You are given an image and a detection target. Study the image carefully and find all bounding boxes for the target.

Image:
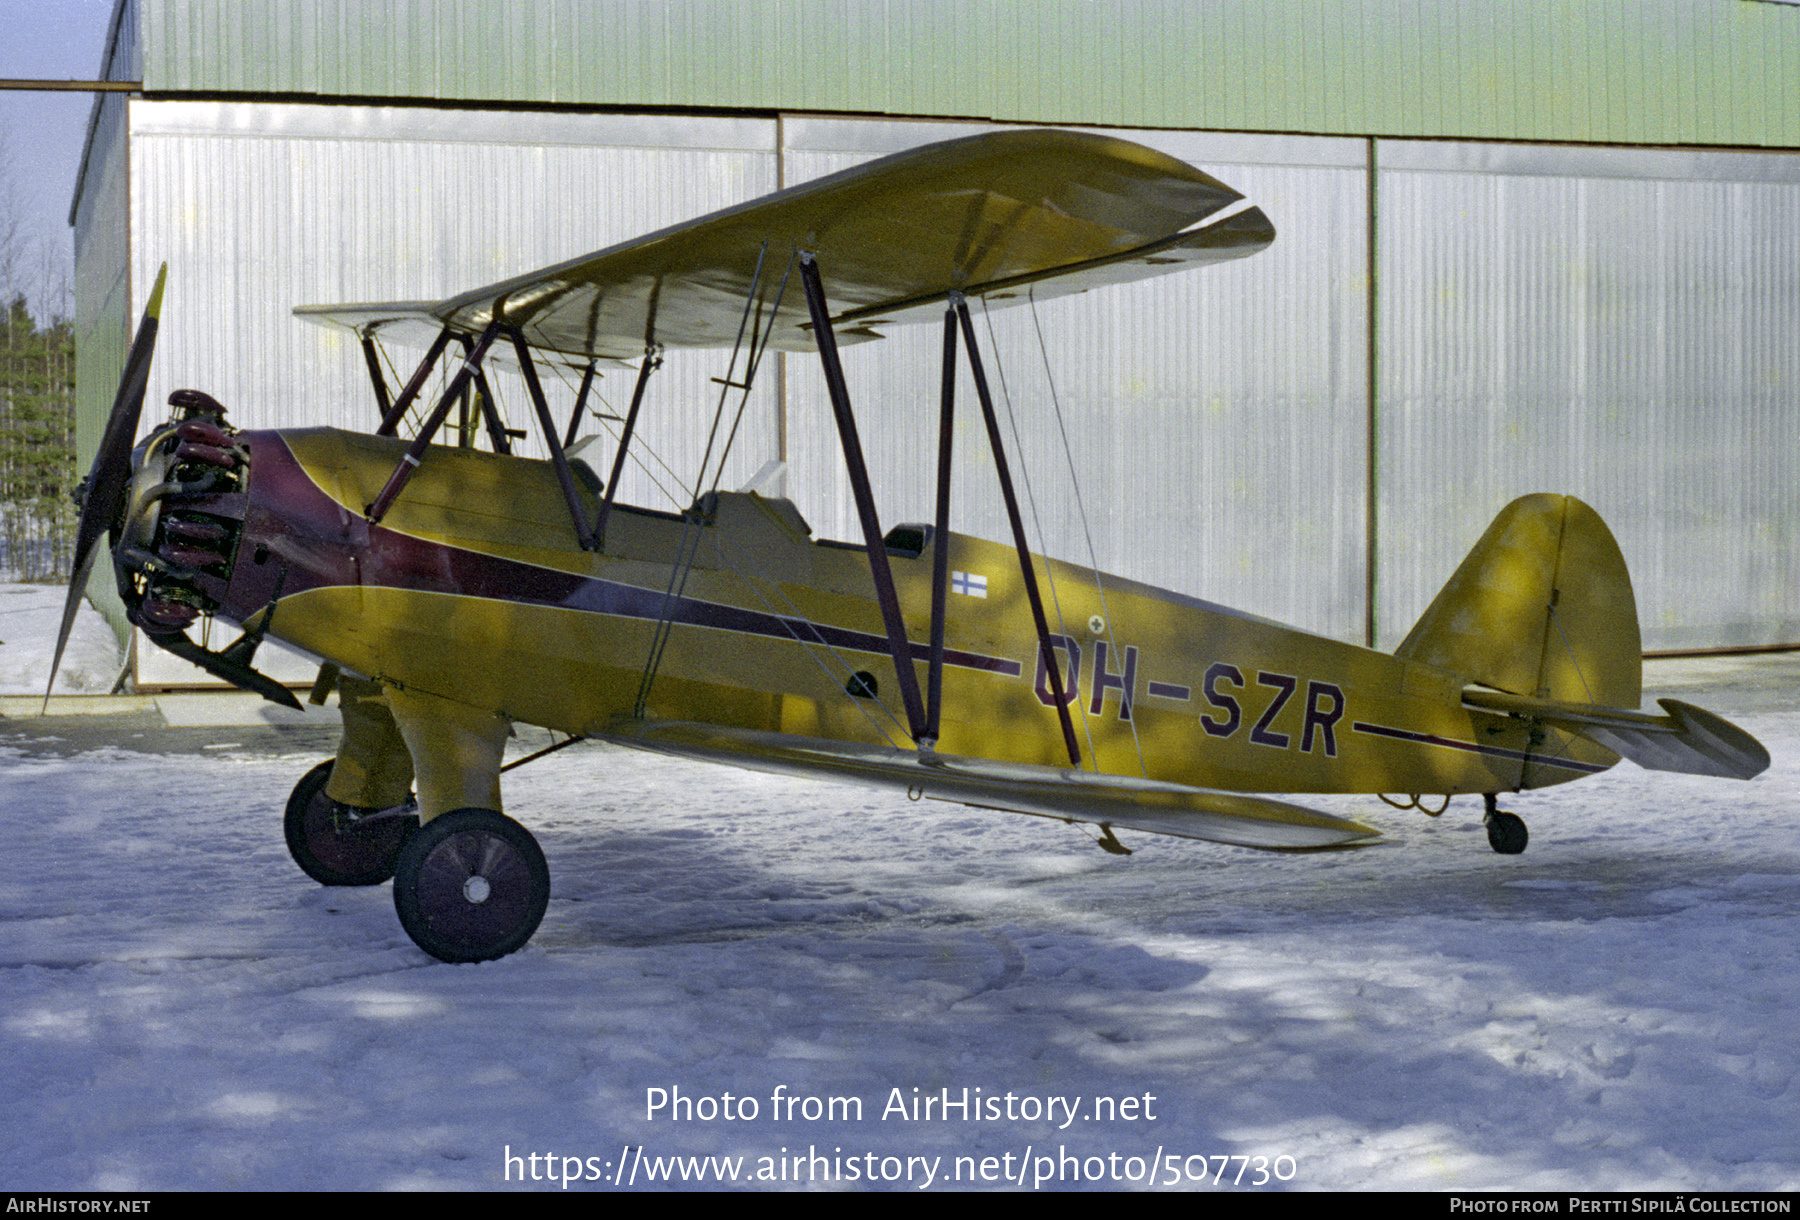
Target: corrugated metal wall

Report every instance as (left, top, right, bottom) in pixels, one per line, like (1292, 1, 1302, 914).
(69, 1, 142, 639)
(88, 101, 1800, 671)
(71, 95, 130, 476)
(779, 119, 1371, 642)
(1375, 142, 1800, 651)
(73, 0, 142, 459)
(135, 0, 1800, 148)
(127, 104, 782, 506)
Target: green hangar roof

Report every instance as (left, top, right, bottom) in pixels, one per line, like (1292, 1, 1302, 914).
(122, 0, 1800, 149)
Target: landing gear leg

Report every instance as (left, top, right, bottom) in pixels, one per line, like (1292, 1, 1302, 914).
(385, 685, 548, 962)
(324, 676, 416, 809)
(1483, 792, 1529, 855)
(285, 676, 419, 885)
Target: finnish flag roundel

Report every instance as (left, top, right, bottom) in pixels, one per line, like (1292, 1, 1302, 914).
(952, 571, 988, 598)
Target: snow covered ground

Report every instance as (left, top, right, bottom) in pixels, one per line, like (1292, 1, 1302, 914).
(0, 581, 123, 697)
(0, 584, 1795, 1191)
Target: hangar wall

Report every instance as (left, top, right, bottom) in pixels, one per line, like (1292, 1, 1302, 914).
(108, 106, 787, 685)
(70, 0, 139, 580)
(1377, 143, 1800, 651)
(771, 122, 1800, 653)
(131, 0, 1800, 149)
(85, 101, 1800, 673)
(776, 120, 1373, 643)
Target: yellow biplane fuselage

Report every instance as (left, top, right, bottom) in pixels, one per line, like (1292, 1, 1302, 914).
(226, 427, 1607, 802)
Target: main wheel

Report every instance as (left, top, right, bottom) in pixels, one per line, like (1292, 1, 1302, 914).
(392, 808, 549, 963)
(284, 760, 417, 886)
(1485, 809, 1529, 855)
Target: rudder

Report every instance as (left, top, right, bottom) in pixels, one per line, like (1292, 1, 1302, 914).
(1395, 494, 1641, 710)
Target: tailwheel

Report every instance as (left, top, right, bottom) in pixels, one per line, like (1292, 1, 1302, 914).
(393, 808, 549, 963)
(284, 760, 418, 886)
(1483, 793, 1529, 855)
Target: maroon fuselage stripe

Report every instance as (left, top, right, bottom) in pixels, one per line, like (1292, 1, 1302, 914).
(228, 431, 1023, 679)
(1349, 720, 1609, 775)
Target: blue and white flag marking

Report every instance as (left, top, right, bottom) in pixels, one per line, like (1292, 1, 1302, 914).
(951, 571, 988, 598)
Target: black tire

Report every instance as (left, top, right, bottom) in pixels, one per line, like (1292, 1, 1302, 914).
(283, 759, 416, 886)
(392, 808, 549, 963)
(1486, 810, 1529, 855)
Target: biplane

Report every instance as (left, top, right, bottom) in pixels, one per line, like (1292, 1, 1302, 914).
(52, 129, 1768, 963)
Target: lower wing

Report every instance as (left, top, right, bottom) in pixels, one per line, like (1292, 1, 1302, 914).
(598, 721, 1381, 851)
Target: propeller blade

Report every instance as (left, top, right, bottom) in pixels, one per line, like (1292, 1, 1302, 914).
(46, 264, 168, 708)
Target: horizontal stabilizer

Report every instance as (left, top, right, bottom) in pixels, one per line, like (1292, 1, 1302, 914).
(1461, 689, 1769, 780)
(601, 721, 1379, 851)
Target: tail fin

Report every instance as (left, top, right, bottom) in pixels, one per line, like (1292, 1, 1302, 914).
(1401, 497, 1768, 786)
(1395, 494, 1641, 709)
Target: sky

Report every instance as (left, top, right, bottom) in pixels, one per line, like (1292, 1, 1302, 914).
(0, 0, 118, 322)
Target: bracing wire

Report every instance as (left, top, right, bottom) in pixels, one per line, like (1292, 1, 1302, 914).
(370, 338, 429, 438)
(376, 327, 696, 515)
(634, 511, 708, 718)
(544, 352, 691, 514)
(707, 249, 798, 495)
(367, 312, 888, 733)
(1027, 290, 1149, 778)
(691, 242, 770, 503)
(978, 298, 1100, 771)
(510, 318, 692, 515)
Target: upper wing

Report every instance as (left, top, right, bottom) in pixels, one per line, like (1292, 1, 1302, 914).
(600, 720, 1379, 851)
(1461, 688, 1770, 780)
(295, 129, 1274, 361)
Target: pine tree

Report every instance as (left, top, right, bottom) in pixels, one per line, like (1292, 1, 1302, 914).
(0, 293, 77, 581)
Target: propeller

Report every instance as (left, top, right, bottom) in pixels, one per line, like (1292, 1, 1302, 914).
(45, 264, 168, 708)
